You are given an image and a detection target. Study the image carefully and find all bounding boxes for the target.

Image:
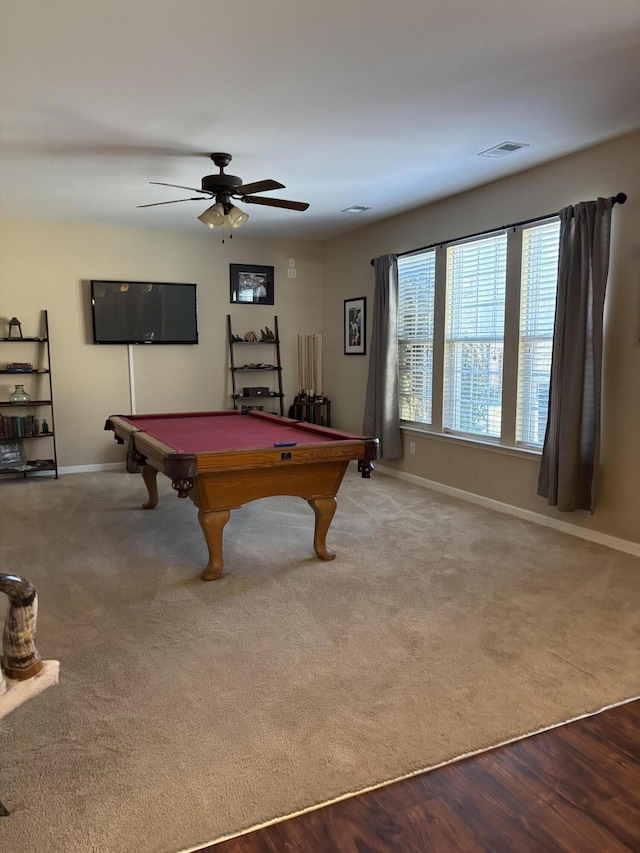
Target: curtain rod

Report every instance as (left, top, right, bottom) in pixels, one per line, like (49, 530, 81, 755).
(370, 192, 627, 265)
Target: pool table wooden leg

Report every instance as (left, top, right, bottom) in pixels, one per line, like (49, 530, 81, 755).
(307, 497, 337, 561)
(199, 508, 231, 580)
(140, 465, 159, 510)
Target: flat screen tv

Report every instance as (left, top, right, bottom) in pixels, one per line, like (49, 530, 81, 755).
(91, 280, 198, 345)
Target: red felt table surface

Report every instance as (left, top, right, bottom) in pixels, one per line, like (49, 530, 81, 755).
(123, 411, 360, 455)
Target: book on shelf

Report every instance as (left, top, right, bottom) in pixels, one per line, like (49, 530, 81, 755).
(0, 414, 40, 439)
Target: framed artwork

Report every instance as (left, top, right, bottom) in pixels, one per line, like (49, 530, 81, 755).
(229, 264, 274, 305)
(0, 439, 26, 470)
(344, 297, 366, 355)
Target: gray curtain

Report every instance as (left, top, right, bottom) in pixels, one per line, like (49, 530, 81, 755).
(363, 254, 403, 458)
(537, 197, 614, 512)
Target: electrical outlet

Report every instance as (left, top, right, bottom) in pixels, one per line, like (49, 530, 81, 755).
(409, 441, 416, 455)
(287, 268, 297, 278)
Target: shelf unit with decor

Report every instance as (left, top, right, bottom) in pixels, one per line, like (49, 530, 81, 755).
(227, 315, 284, 416)
(0, 310, 58, 479)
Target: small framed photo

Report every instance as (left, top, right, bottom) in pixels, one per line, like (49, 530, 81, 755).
(344, 297, 366, 355)
(0, 439, 27, 470)
(230, 264, 274, 305)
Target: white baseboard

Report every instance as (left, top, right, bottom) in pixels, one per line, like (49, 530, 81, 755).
(376, 464, 640, 559)
(58, 462, 125, 475)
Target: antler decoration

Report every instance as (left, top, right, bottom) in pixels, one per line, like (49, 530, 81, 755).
(0, 573, 43, 682)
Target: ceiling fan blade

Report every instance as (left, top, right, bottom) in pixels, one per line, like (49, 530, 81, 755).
(150, 181, 213, 195)
(242, 195, 309, 211)
(235, 179, 285, 195)
(137, 197, 208, 208)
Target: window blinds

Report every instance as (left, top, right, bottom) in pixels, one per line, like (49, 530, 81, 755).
(397, 251, 436, 423)
(444, 234, 507, 437)
(517, 219, 560, 447)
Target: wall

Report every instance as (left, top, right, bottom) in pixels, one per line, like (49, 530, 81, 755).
(322, 130, 640, 546)
(0, 218, 324, 468)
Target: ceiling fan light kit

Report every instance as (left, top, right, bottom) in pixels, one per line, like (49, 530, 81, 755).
(198, 202, 249, 230)
(226, 205, 250, 229)
(197, 203, 225, 228)
(139, 152, 308, 235)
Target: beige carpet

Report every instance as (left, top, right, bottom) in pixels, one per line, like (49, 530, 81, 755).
(0, 467, 638, 852)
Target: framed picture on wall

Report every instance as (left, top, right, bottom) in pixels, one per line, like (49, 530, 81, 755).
(229, 264, 274, 305)
(344, 297, 366, 355)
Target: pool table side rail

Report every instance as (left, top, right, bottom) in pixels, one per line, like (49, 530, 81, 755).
(186, 440, 368, 473)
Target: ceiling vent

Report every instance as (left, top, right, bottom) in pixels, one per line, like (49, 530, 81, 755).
(478, 141, 530, 158)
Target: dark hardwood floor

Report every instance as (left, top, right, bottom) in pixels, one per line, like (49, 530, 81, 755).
(206, 699, 640, 853)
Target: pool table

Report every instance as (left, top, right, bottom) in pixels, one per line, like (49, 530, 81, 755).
(105, 410, 378, 580)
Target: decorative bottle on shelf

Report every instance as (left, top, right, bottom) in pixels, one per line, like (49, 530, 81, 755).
(9, 384, 31, 404)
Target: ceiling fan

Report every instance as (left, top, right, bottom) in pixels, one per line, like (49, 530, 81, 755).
(138, 152, 309, 231)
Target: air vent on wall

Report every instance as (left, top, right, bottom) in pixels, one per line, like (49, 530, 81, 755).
(478, 141, 530, 158)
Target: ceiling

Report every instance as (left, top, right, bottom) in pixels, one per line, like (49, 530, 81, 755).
(2, 0, 640, 241)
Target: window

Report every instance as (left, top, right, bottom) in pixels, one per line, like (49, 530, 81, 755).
(398, 251, 436, 423)
(517, 220, 561, 447)
(397, 218, 560, 451)
(444, 234, 507, 438)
